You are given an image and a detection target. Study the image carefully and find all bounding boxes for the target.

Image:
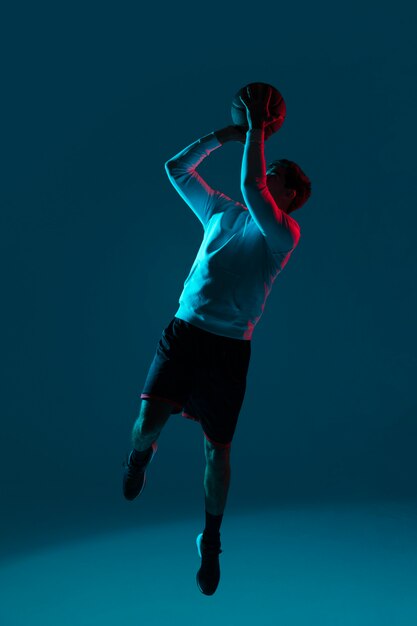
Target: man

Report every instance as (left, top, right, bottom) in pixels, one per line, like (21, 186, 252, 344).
(122, 85, 311, 595)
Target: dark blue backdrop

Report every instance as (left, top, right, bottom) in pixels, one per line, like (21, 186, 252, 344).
(1, 1, 416, 560)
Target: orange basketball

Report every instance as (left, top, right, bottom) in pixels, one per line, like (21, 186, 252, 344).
(231, 82, 286, 132)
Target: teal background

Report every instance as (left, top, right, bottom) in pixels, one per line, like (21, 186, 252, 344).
(1, 1, 416, 623)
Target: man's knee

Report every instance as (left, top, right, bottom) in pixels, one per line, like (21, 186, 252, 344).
(204, 437, 231, 468)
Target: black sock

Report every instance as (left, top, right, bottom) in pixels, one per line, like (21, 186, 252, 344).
(131, 446, 152, 465)
(203, 510, 223, 542)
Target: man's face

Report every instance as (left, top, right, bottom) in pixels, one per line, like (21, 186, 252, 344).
(266, 168, 294, 212)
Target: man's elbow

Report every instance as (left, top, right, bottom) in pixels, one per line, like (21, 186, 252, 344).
(165, 160, 179, 180)
(165, 159, 187, 179)
(264, 227, 297, 254)
(276, 224, 300, 252)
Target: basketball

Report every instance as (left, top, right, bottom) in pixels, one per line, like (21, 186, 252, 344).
(231, 82, 286, 132)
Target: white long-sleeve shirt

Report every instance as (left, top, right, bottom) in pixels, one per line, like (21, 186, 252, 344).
(165, 128, 301, 340)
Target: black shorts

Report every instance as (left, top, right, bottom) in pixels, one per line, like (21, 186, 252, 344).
(140, 317, 251, 449)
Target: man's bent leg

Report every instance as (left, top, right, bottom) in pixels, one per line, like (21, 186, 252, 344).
(131, 398, 175, 452)
(123, 398, 176, 501)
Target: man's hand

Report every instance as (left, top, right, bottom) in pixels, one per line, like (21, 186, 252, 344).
(239, 85, 279, 140)
(214, 125, 247, 145)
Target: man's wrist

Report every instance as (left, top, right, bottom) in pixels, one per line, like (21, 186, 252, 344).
(245, 127, 264, 144)
(213, 126, 233, 145)
(249, 121, 266, 130)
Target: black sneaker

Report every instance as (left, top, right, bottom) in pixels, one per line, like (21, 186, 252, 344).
(122, 442, 158, 500)
(196, 532, 223, 595)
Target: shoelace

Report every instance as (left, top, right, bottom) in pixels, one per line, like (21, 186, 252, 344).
(122, 451, 151, 471)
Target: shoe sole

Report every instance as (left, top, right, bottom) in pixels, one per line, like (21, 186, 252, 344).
(139, 442, 158, 496)
(196, 533, 204, 593)
(196, 532, 203, 558)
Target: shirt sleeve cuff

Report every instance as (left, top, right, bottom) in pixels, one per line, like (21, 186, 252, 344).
(202, 131, 222, 148)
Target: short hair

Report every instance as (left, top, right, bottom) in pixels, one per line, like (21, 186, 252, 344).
(266, 159, 312, 213)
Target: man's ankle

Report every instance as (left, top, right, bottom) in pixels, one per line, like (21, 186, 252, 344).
(131, 446, 153, 465)
(203, 510, 223, 542)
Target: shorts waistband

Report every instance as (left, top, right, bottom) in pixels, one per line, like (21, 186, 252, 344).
(173, 317, 250, 344)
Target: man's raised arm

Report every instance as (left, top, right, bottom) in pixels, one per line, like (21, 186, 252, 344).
(238, 86, 300, 254)
(165, 125, 245, 228)
(240, 126, 299, 253)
